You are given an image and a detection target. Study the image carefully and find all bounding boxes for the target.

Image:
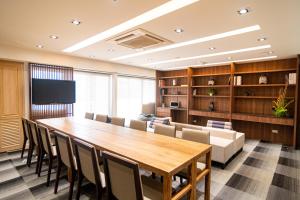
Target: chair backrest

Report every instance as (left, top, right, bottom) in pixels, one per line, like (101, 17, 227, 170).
(27, 120, 39, 146)
(85, 112, 94, 120)
(154, 124, 176, 137)
(129, 120, 147, 131)
(182, 128, 210, 144)
(142, 103, 155, 115)
(102, 151, 143, 200)
(74, 139, 102, 186)
(95, 114, 108, 123)
(111, 117, 125, 127)
(54, 131, 76, 169)
(21, 118, 29, 139)
(37, 124, 53, 156)
(207, 120, 232, 130)
(182, 128, 210, 163)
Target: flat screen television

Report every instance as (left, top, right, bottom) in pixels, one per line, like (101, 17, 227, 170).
(32, 79, 76, 104)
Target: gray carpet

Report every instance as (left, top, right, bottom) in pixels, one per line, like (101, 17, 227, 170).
(0, 140, 299, 200)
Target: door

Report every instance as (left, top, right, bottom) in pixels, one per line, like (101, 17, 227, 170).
(0, 60, 24, 152)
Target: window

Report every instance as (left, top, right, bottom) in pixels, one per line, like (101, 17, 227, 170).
(142, 79, 155, 104)
(117, 76, 155, 123)
(74, 71, 111, 117)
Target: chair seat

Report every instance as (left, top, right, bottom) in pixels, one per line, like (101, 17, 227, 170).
(52, 146, 57, 157)
(176, 162, 206, 178)
(142, 175, 163, 200)
(99, 166, 106, 187)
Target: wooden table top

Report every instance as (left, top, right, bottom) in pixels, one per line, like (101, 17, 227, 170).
(37, 117, 211, 175)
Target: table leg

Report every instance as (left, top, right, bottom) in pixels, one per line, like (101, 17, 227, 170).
(67, 167, 72, 182)
(189, 160, 197, 200)
(205, 151, 211, 200)
(163, 174, 172, 200)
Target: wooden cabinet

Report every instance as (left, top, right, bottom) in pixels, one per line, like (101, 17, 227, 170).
(0, 60, 24, 152)
(156, 107, 171, 117)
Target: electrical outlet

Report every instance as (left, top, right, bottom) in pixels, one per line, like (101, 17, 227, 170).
(272, 129, 279, 134)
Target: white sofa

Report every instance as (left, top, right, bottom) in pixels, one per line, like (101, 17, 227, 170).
(148, 121, 245, 168)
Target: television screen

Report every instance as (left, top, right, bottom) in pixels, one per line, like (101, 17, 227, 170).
(32, 79, 76, 104)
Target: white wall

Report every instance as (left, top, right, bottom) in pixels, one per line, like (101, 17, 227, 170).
(0, 44, 155, 78)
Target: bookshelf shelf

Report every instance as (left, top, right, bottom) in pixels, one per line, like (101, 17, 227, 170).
(159, 75, 187, 79)
(192, 73, 230, 77)
(234, 96, 294, 99)
(193, 95, 230, 98)
(233, 84, 295, 87)
(191, 85, 230, 88)
(234, 68, 296, 75)
(162, 94, 188, 97)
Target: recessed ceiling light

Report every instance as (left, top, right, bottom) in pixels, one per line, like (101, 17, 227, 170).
(143, 44, 271, 66)
(89, 55, 95, 58)
(209, 47, 216, 50)
(238, 8, 249, 15)
(112, 25, 261, 61)
(165, 56, 278, 70)
(257, 37, 266, 42)
(268, 51, 274, 54)
(227, 56, 232, 60)
(71, 19, 81, 25)
(63, 0, 199, 52)
(49, 35, 59, 39)
(36, 44, 44, 48)
(174, 28, 184, 33)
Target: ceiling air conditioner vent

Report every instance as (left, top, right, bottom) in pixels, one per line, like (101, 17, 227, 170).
(107, 29, 172, 49)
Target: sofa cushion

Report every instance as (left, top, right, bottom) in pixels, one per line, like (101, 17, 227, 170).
(149, 117, 170, 128)
(207, 120, 232, 130)
(202, 127, 236, 140)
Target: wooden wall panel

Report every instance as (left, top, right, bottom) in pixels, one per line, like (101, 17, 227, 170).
(0, 60, 24, 152)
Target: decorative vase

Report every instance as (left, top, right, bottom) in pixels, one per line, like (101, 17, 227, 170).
(208, 78, 215, 86)
(259, 74, 267, 84)
(193, 89, 197, 96)
(172, 79, 177, 86)
(209, 101, 214, 111)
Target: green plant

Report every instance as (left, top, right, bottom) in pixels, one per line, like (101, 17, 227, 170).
(272, 84, 294, 117)
(208, 88, 216, 96)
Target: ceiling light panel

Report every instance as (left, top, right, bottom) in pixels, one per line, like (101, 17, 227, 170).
(143, 44, 271, 66)
(63, 0, 199, 52)
(112, 25, 261, 61)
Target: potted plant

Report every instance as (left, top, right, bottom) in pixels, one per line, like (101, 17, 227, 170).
(208, 88, 216, 96)
(272, 84, 294, 117)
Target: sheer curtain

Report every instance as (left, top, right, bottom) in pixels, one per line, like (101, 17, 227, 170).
(117, 76, 155, 123)
(74, 71, 111, 118)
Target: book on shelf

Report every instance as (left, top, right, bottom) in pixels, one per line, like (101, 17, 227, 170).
(289, 73, 296, 85)
(158, 80, 165, 87)
(234, 76, 242, 85)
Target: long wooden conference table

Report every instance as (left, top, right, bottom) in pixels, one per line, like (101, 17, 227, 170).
(37, 117, 212, 200)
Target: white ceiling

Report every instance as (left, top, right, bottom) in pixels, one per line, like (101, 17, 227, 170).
(0, 0, 299, 70)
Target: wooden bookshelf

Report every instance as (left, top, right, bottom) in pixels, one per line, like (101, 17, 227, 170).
(156, 57, 300, 147)
(156, 69, 189, 123)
